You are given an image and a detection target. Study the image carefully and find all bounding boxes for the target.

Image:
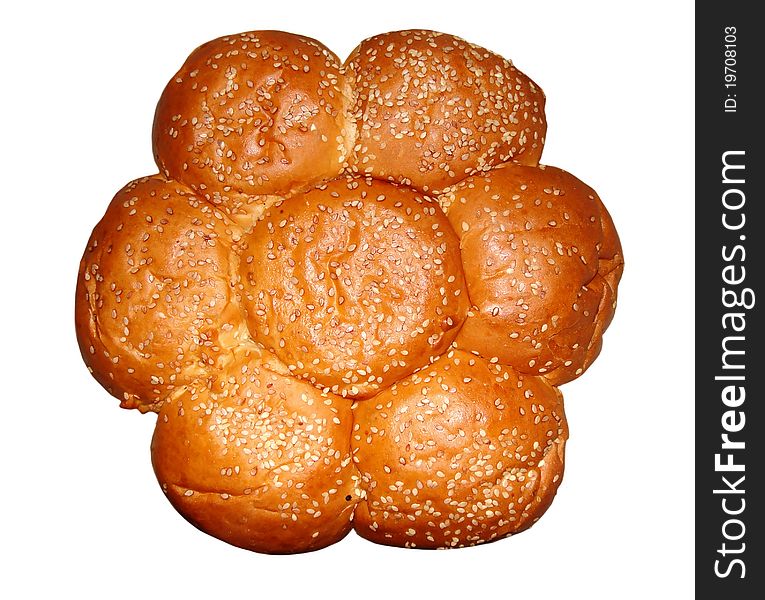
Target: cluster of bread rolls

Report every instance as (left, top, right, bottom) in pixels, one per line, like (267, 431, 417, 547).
(76, 29, 623, 553)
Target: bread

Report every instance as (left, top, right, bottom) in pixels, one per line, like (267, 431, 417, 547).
(151, 345, 358, 554)
(153, 31, 352, 199)
(75, 29, 624, 553)
(75, 176, 248, 412)
(440, 163, 623, 385)
(345, 31, 546, 193)
(238, 175, 469, 398)
(352, 348, 567, 548)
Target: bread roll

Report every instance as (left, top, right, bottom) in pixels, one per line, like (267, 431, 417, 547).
(352, 348, 567, 548)
(153, 31, 353, 202)
(151, 346, 358, 554)
(440, 163, 624, 384)
(345, 30, 546, 193)
(238, 176, 469, 398)
(75, 176, 247, 411)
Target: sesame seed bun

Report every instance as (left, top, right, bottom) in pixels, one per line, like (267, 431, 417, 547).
(440, 163, 624, 385)
(76, 28, 623, 554)
(151, 346, 358, 554)
(75, 176, 247, 411)
(153, 31, 353, 202)
(345, 30, 546, 193)
(352, 348, 567, 549)
(238, 176, 469, 398)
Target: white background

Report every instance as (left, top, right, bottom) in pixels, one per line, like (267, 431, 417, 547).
(1, 1, 693, 598)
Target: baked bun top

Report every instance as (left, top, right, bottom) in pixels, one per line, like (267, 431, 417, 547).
(352, 348, 567, 549)
(239, 176, 468, 398)
(441, 163, 623, 384)
(151, 345, 357, 553)
(153, 31, 352, 199)
(75, 176, 246, 411)
(346, 30, 547, 193)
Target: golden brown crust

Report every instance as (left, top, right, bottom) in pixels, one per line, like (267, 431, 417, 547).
(75, 176, 247, 411)
(441, 163, 624, 385)
(352, 349, 567, 548)
(344, 30, 546, 193)
(151, 346, 358, 554)
(153, 31, 352, 200)
(238, 176, 469, 398)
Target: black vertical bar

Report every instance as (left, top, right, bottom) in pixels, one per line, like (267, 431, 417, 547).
(696, 4, 763, 597)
